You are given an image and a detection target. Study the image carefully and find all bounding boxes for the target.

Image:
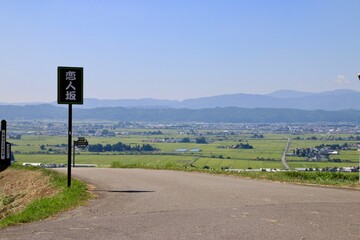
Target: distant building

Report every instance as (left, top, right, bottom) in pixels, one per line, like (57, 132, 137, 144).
(190, 148, 201, 152)
(9, 134, 22, 139)
(175, 148, 188, 153)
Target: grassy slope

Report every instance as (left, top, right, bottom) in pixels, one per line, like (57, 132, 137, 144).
(0, 164, 92, 228)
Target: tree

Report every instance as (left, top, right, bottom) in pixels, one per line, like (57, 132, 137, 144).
(88, 141, 158, 153)
(233, 143, 253, 149)
(112, 142, 127, 151)
(180, 137, 191, 143)
(104, 144, 112, 152)
(252, 134, 264, 139)
(142, 144, 156, 151)
(88, 144, 103, 152)
(196, 137, 207, 144)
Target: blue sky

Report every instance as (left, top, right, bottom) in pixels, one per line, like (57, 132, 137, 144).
(1, 0, 360, 102)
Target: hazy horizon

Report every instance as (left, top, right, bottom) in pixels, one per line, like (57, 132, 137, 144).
(0, 88, 358, 104)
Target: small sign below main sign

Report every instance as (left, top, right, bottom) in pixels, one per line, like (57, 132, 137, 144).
(75, 137, 88, 148)
(58, 66, 83, 104)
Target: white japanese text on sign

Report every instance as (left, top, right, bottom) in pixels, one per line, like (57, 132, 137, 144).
(58, 67, 83, 104)
(65, 71, 76, 101)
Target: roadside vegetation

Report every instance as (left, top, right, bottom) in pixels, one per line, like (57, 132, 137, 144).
(223, 170, 359, 188)
(110, 161, 360, 189)
(0, 164, 92, 228)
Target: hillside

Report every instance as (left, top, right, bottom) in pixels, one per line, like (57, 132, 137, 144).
(1, 104, 360, 123)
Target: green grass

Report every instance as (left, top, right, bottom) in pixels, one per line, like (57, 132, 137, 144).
(110, 161, 183, 170)
(0, 164, 92, 228)
(192, 157, 283, 169)
(110, 160, 360, 188)
(223, 171, 359, 188)
(288, 161, 358, 169)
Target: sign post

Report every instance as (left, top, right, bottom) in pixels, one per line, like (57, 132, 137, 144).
(73, 137, 88, 167)
(58, 66, 83, 187)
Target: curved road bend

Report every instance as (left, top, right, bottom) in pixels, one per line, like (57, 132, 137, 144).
(1, 168, 359, 240)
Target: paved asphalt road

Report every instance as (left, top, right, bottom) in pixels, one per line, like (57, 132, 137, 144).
(1, 168, 359, 240)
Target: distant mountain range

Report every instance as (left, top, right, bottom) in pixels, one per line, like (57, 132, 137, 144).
(56, 89, 360, 110)
(1, 89, 360, 123)
(1, 89, 360, 110)
(1, 104, 360, 123)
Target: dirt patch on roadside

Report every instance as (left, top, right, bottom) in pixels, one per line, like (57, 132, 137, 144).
(0, 169, 58, 220)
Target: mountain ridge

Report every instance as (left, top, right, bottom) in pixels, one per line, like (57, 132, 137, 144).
(1, 104, 360, 123)
(79, 89, 360, 110)
(1, 89, 359, 110)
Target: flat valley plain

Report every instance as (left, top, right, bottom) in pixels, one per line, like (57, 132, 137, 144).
(10, 130, 360, 171)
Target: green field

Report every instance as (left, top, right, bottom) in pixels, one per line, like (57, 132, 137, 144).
(11, 133, 359, 170)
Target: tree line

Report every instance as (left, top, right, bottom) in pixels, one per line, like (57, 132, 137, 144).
(88, 142, 158, 152)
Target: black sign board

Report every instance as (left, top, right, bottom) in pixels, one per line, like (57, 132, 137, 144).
(0, 120, 11, 168)
(75, 137, 88, 148)
(1, 121, 6, 160)
(58, 66, 83, 104)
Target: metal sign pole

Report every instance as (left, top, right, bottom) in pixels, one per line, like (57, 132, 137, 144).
(68, 104, 72, 187)
(73, 140, 76, 168)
